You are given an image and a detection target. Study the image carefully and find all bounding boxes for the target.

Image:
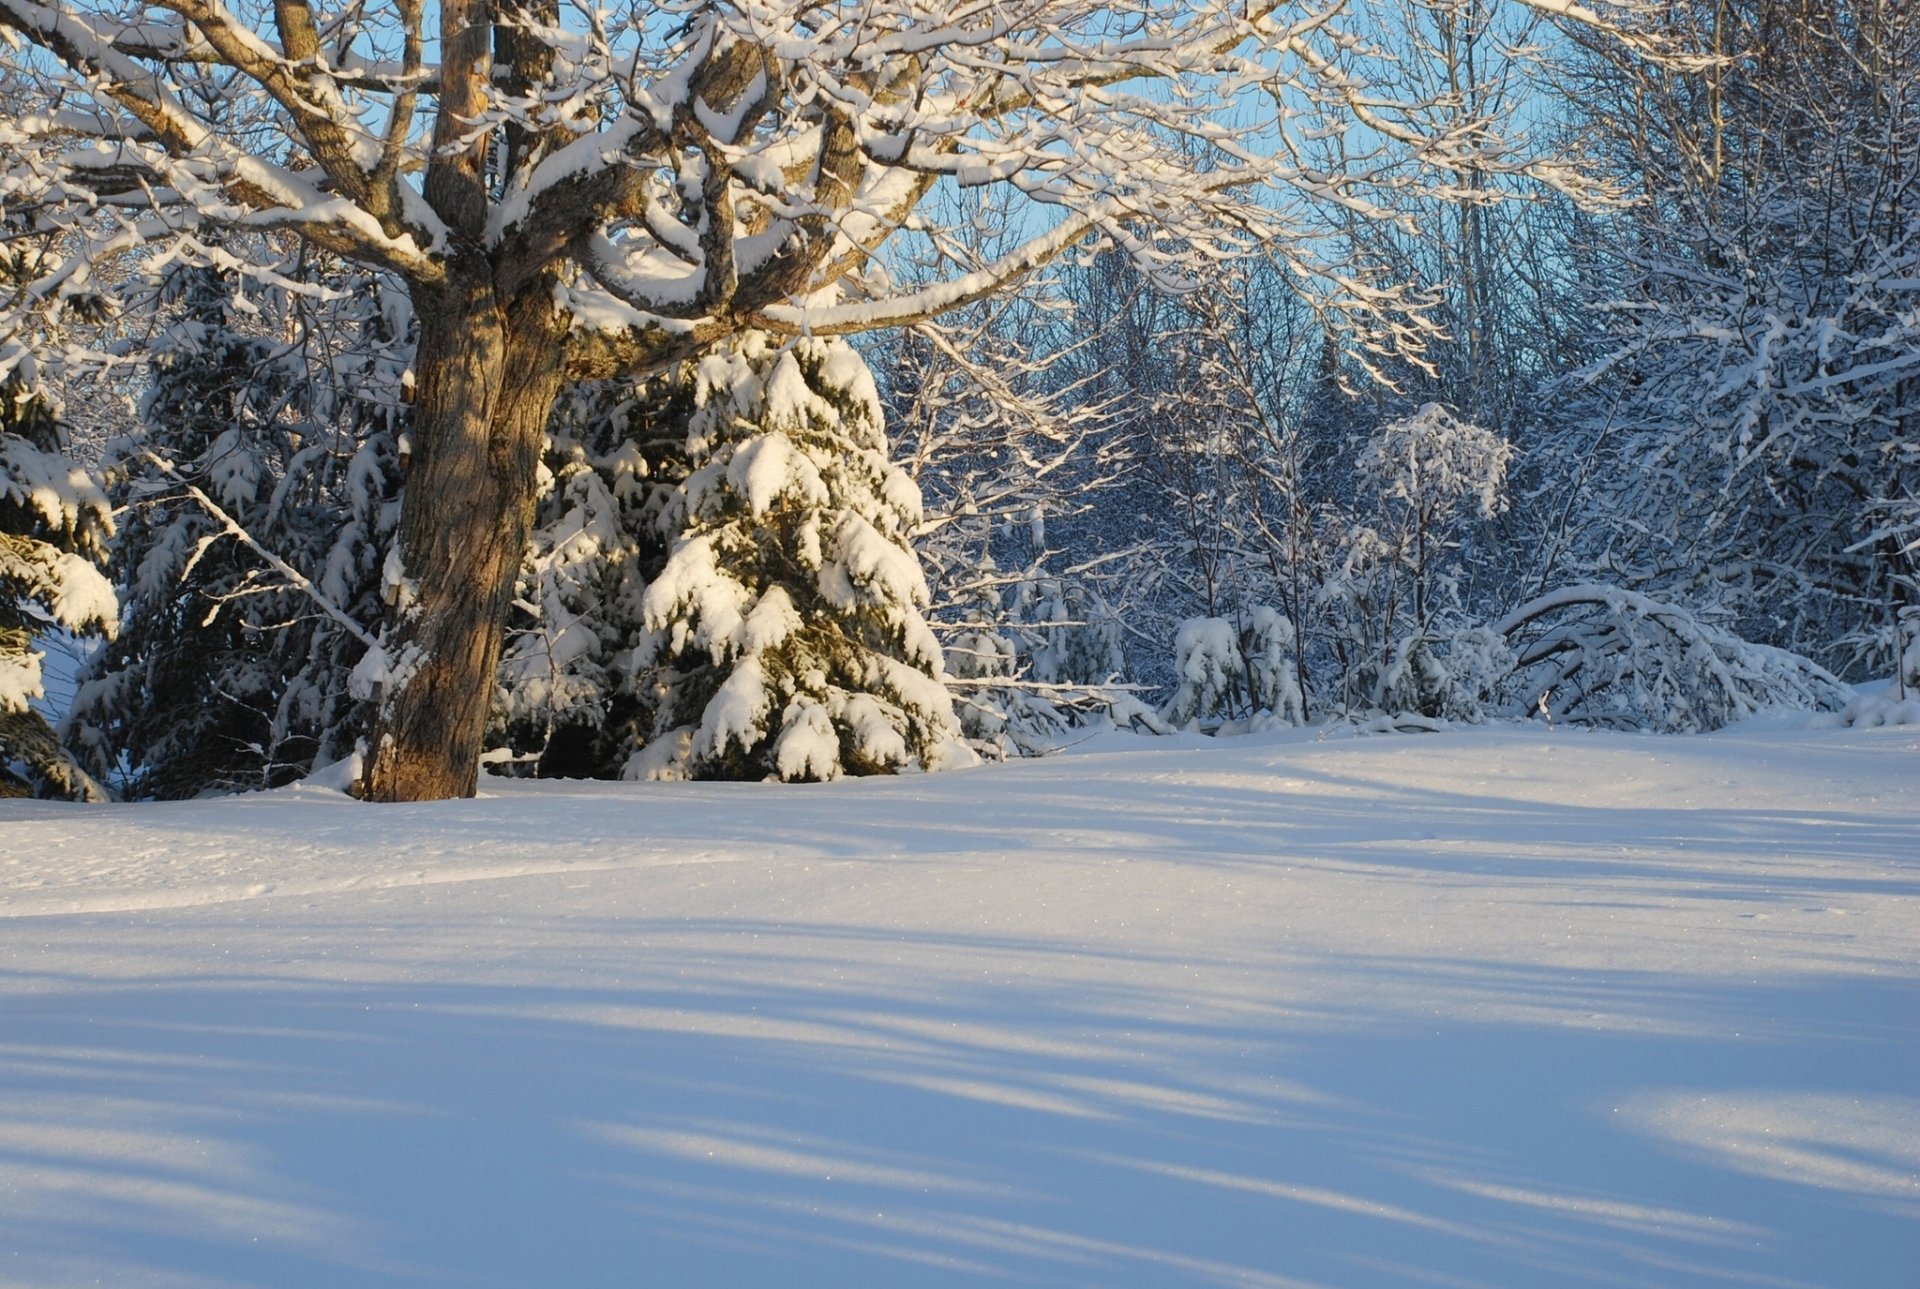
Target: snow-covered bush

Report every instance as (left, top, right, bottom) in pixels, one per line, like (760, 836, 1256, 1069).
(1161, 608, 1304, 730)
(940, 558, 1025, 744)
(1905, 610, 1920, 695)
(0, 378, 115, 800)
(631, 334, 968, 782)
(1494, 585, 1850, 732)
(1321, 404, 1512, 718)
(1825, 690, 1920, 730)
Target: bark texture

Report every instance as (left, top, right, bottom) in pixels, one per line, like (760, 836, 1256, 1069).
(359, 275, 567, 801)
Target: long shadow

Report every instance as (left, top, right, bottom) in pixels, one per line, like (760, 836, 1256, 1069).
(1, 916, 1915, 1288)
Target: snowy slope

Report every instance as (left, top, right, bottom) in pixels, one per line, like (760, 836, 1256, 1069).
(1, 724, 1916, 1288)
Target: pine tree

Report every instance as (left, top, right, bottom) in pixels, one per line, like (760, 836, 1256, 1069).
(69, 260, 404, 797)
(632, 334, 968, 782)
(491, 376, 689, 777)
(0, 377, 115, 800)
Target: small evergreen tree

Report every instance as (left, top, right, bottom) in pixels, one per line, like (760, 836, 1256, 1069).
(1162, 617, 1243, 729)
(1242, 606, 1306, 725)
(632, 333, 968, 782)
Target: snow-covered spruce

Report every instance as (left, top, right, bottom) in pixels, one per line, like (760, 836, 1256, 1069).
(933, 561, 1132, 756)
(491, 378, 689, 776)
(939, 554, 1046, 750)
(67, 263, 404, 798)
(0, 378, 115, 800)
(630, 334, 970, 782)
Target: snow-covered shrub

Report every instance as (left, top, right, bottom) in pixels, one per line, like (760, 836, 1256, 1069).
(942, 565, 1023, 743)
(1905, 612, 1920, 695)
(1494, 585, 1850, 732)
(631, 333, 968, 782)
(0, 377, 115, 800)
(1321, 403, 1512, 719)
(1162, 617, 1243, 729)
(1824, 689, 1920, 730)
(1425, 625, 1519, 723)
(1161, 607, 1306, 731)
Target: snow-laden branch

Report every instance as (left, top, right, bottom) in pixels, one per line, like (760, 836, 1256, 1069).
(140, 452, 383, 654)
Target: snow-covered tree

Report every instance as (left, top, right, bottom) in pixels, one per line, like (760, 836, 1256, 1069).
(0, 0, 1681, 799)
(632, 333, 966, 782)
(1321, 403, 1512, 716)
(877, 228, 1133, 754)
(491, 377, 685, 777)
(1552, 0, 1919, 678)
(67, 261, 405, 797)
(1163, 617, 1246, 730)
(1242, 606, 1306, 725)
(0, 376, 114, 799)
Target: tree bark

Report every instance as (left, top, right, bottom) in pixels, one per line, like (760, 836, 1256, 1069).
(359, 272, 567, 801)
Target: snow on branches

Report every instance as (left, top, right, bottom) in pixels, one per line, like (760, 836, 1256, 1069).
(0, 378, 114, 799)
(631, 332, 969, 781)
(1494, 584, 1852, 732)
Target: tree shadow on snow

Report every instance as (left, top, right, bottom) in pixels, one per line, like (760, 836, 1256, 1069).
(0, 913, 1914, 1289)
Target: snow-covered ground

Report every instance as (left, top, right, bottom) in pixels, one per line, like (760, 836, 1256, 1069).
(1, 724, 1915, 1288)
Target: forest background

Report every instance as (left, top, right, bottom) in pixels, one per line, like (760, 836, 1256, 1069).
(1, 0, 1914, 801)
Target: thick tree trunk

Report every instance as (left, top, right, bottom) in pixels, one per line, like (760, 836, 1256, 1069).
(360, 273, 567, 801)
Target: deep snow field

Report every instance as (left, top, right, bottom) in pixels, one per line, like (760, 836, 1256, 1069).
(1, 722, 1916, 1288)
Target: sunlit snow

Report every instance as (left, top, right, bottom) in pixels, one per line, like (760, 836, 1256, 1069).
(1, 723, 1915, 1287)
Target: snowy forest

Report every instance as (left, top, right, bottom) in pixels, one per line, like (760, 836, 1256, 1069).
(1, 0, 1915, 802)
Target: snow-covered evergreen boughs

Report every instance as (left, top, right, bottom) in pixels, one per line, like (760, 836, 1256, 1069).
(491, 378, 686, 777)
(68, 262, 404, 797)
(0, 378, 115, 799)
(1162, 608, 1305, 730)
(1, 385, 116, 701)
(1242, 607, 1306, 726)
(632, 334, 968, 782)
